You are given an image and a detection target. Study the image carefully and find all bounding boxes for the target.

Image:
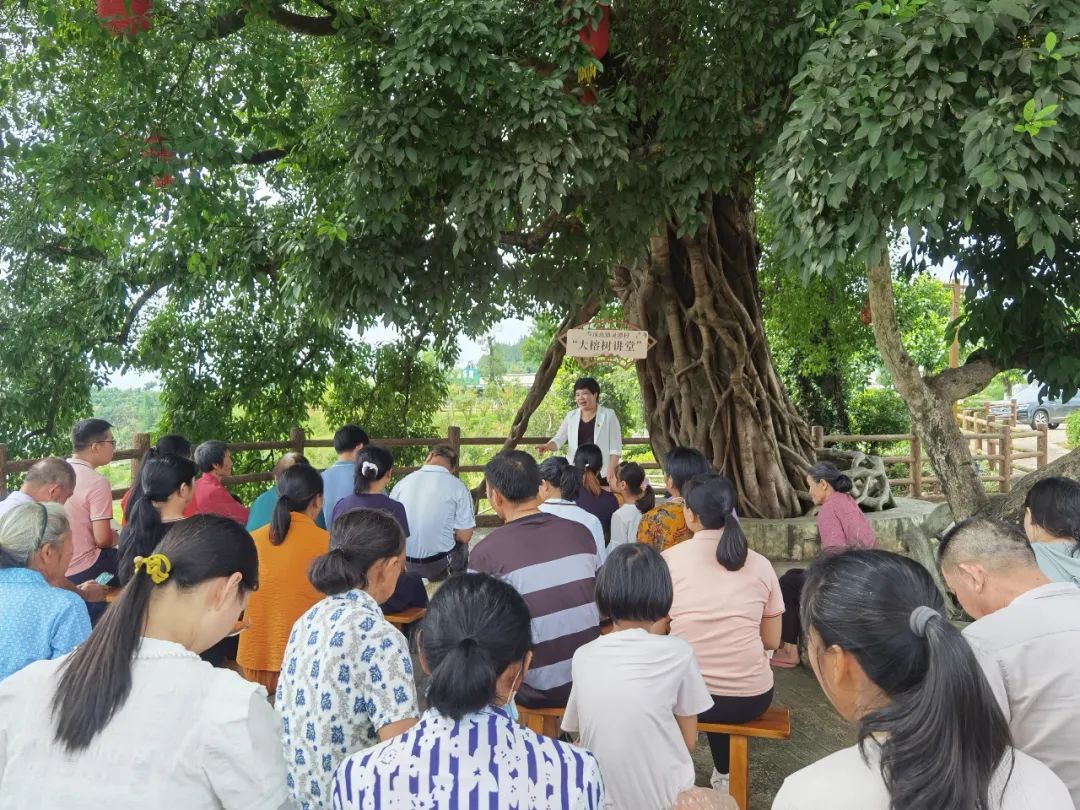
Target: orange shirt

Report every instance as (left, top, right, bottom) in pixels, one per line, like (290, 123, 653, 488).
(635, 499, 692, 552)
(237, 512, 328, 674)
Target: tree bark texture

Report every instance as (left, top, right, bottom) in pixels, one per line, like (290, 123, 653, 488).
(866, 254, 989, 520)
(612, 192, 814, 519)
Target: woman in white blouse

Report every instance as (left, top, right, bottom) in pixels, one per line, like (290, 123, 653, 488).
(772, 550, 1072, 810)
(538, 377, 622, 484)
(0, 515, 289, 810)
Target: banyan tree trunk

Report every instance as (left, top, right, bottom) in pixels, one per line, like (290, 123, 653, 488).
(612, 190, 814, 518)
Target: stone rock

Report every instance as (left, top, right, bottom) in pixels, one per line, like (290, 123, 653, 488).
(816, 447, 895, 511)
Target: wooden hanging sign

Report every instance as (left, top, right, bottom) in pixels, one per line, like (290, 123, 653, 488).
(560, 319, 655, 368)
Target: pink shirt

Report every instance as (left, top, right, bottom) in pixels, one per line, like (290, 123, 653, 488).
(188, 475, 249, 525)
(64, 458, 114, 576)
(663, 530, 783, 696)
(817, 492, 878, 552)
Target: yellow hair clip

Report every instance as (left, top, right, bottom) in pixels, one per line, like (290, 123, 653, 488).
(134, 553, 172, 585)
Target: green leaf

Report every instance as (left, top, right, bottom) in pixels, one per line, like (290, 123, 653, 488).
(1023, 98, 1037, 121)
(1044, 31, 1058, 52)
(972, 14, 994, 44)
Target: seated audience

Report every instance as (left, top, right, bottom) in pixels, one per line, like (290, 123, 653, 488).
(189, 440, 249, 525)
(1021, 476, 1080, 582)
(64, 419, 119, 590)
(564, 544, 734, 810)
(389, 443, 475, 581)
(0, 504, 90, 681)
(774, 462, 881, 668)
(0, 457, 76, 519)
(574, 444, 620, 539)
(120, 434, 192, 524)
(637, 447, 711, 551)
(321, 424, 368, 526)
(940, 516, 1080, 805)
(470, 450, 600, 708)
(664, 474, 782, 795)
(245, 451, 310, 532)
(772, 549, 1072, 810)
(117, 451, 197, 586)
(332, 573, 604, 809)
(0, 516, 290, 809)
(237, 465, 327, 696)
(610, 461, 655, 548)
(278, 509, 418, 810)
(538, 456, 605, 561)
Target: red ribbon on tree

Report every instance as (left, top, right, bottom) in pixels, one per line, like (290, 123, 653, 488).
(97, 0, 152, 37)
(578, 4, 611, 60)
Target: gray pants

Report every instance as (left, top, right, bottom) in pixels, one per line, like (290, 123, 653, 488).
(406, 542, 469, 582)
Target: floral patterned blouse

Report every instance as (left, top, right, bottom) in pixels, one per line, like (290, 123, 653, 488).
(278, 588, 419, 810)
(331, 704, 604, 809)
(635, 499, 693, 552)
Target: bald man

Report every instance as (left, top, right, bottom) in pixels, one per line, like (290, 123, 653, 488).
(0, 457, 76, 520)
(939, 516, 1080, 805)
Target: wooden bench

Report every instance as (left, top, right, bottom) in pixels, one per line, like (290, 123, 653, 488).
(384, 606, 426, 632)
(518, 705, 791, 810)
(700, 707, 792, 810)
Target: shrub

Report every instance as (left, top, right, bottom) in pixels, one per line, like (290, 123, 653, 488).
(1066, 410, 1080, 449)
(848, 387, 910, 438)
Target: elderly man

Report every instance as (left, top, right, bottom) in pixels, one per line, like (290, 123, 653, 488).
(939, 516, 1080, 805)
(188, 440, 249, 525)
(390, 444, 475, 581)
(0, 458, 76, 519)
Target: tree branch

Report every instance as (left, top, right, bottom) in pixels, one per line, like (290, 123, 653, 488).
(114, 281, 169, 347)
(499, 211, 579, 254)
(244, 146, 294, 165)
(925, 354, 1002, 403)
(204, 3, 341, 41)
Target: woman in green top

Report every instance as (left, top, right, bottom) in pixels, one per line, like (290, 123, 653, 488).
(1023, 476, 1080, 582)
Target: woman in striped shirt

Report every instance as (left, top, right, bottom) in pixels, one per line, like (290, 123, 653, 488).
(331, 573, 604, 809)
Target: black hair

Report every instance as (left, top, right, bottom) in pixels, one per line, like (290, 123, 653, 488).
(71, 418, 113, 452)
(596, 543, 672, 623)
(353, 445, 393, 494)
(809, 461, 853, 494)
(574, 443, 605, 497)
(617, 461, 655, 513)
(193, 440, 229, 474)
(51, 515, 258, 752)
(333, 424, 369, 454)
(428, 443, 458, 468)
(422, 572, 532, 720)
(664, 447, 711, 494)
(801, 550, 1014, 810)
(484, 450, 540, 503)
(270, 464, 324, 545)
(118, 451, 198, 585)
(538, 456, 582, 501)
(1023, 476, 1080, 556)
(310, 508, 405, 594)
(572, 376, 600, 397)
(683, 473, 747, 571)
(155, 434, 192, 458)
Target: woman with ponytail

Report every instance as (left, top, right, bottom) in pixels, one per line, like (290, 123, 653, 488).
(573, 443, 619, 539)
(1022, 476, 1080, 582)
(120, 434, 191, 526)
(236, 464, 326, 694)
(116, 451, 197, 586)
(773, 549, 1072, 810)
(664, 474, 783, 795)
(332, 572, 604, 809)
(278, 508, 418, 810)
(0, 516, 289, 809)
(610, 461, 655, 548)
(538, 456, 606, 561)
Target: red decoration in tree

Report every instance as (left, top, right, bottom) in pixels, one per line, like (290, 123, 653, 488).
(578, 4, 611, 60)
(859, 301, 873, 326)
(141, 133, 174, 161)
(97, 0, 151, 37)
(152, 174, 174, 189)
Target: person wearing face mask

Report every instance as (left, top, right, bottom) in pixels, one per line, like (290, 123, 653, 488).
(278, 508, 419, 810)
(0, 515, 289, 809)
(538, 377, 623, 486)
(332, 572, 605, 809)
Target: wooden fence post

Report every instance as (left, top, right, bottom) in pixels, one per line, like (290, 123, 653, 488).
(985, 414, 996, 476)
(1037, 425, 1048, 469)
(130, 433, 150, 489)
(1010, 399, 1018, 427)
(910, 435, 922, 499)
(447, 426, 462, 477)
(811, 425, 825, 450)
(1000, 425, 1012, 494)
(290, 427, 305, 456)
(0, 444, 7, 499)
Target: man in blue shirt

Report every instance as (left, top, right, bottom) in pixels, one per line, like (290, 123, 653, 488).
(321, 424, 368, 528)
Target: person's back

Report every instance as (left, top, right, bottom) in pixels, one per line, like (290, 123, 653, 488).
(538, 498, 605, 560)
(321, 425, 368, 527)
(1023, 476, 1080, 583)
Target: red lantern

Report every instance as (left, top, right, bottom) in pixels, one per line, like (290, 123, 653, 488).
(97, 0, 151, 37)
(578, 4, 611, 60)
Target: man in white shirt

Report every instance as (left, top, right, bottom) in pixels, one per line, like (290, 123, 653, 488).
(0, 457, 76, 519)
(940, 515, 1080, 806)
(390, 444, 475, 581)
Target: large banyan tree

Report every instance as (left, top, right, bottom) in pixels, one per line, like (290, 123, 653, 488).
(0, 1, 849, 516)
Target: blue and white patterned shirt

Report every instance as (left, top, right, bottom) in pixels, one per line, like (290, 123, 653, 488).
(331, 705, 605, 809)
(0, 567, 90, 681)
(278, 588, 419, 810)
